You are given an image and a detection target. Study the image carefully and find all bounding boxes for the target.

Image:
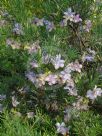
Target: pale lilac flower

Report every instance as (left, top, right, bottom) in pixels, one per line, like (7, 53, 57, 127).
(84, 20, 92, 32)
(86, 90, 97, 100)
(26, 71, 36, 83)
(44, 20, 55, 32)
(60, 71, 71, 83)
(63, 8, 75, 22)
(32, 18, 44, 26)
(56, 122, 69, 135)
(12, 96, 19, 107)
(86, 86, 102, 100)
(30, 61, 39, 68)
(51, 54, 65, 70)
(82, 54, 94, 62)
(27, 112, 34, 118)
(13, 23, 24, 35)
(45, 74, 58, 85)
(73, 14, 82, 23)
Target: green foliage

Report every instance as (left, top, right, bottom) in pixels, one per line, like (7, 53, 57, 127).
(72, 111, 102, 136)
(0, 111, 57, 136)
(0, 45, 28, 93)
(0, 0, 102, 135)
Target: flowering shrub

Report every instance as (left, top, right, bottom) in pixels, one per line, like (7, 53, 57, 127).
(0, 0, 102, 135)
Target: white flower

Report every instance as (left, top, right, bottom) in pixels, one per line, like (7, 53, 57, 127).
(60, 71, 71, 83)
(86, 86, 102, 100)
(56, 122, 69, 135)
(87, 90, 97, 100)
(33, 18, 44, 26)
(26, 71, 36, 83)
(51, 54, 65, 70)
(13, 23, 24, 35)
(27, 112, 34, 118)
(30, 61, 39, 68)
(12, 96, 19, 107)
(45, 74, 58, 85)
(63, 8, 75, 22)
(67, 61, 82, 73)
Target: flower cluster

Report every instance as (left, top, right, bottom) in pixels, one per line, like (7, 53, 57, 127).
(32, 17, 55, 32)
(32, 7, 92, 34)
(26, 53, 82, 97)
(63, 8, 82, 25)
